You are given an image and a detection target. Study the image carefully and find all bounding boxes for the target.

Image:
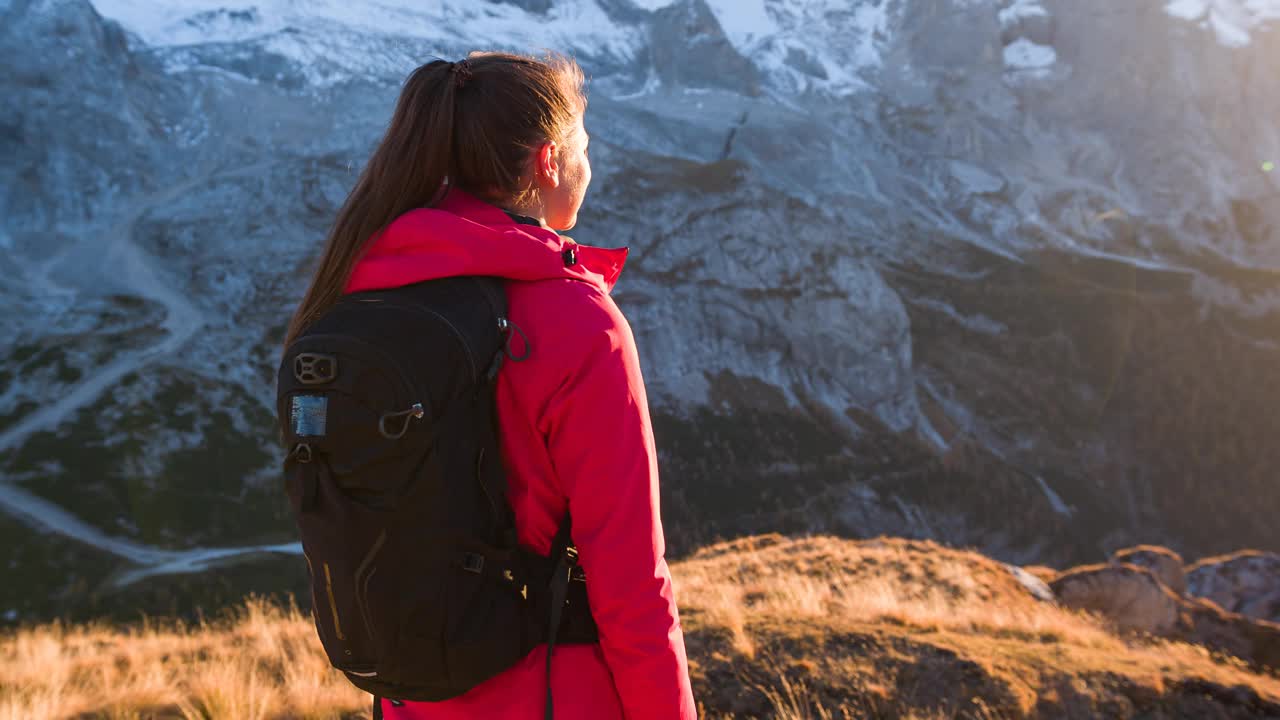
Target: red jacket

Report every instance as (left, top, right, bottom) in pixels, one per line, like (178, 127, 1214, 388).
(345, 189, 697, 720)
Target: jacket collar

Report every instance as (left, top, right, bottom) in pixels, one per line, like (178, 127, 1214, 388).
(344, 188, 628, 295)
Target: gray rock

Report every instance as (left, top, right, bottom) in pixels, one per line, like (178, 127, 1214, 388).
(1004, 563, 1055, 603)
(1050, 563, 1182, 635)
(1112, 545, 1187, 596)
(1187, 551, 1280, 625)
(649, 0, 762, 95)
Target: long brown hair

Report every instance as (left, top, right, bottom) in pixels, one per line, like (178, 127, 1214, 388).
(284, 51, 586, 346)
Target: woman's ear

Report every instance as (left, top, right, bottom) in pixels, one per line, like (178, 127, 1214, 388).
(536, 141, 561, 189)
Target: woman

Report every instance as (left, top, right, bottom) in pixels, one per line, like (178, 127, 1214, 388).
(285, 52, 696, 719)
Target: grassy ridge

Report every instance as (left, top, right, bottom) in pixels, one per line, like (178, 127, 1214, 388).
(3, 536, 1277, 719)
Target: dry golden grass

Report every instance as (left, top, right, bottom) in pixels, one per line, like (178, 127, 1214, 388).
(676, 534, 1119, 660)
(681, 535, 1280, 719)
(0, 598, 366, 720)
(3, 535, 1278, 719)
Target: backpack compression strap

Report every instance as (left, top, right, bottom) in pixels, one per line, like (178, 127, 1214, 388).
(544, 513, 576, 720)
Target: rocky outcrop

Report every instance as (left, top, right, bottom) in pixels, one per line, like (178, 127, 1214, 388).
(649, 0, 762, 95)
(1050, 563, 1183, 635)
(0, 0, 174, 226)
(1051, 547, 1280, 672)
(1112, 545, 1187, 596)
(1187, 550, 1280, 625)
(681, 535, 1280, 718)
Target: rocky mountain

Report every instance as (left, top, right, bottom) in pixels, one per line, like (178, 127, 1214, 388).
(2, 0, 1279, 620)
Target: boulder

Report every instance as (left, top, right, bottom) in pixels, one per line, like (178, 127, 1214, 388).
(1051, 556, 1280, 672)
(1004, 564, 1055, 603)
(1050, 563, 1181, 635)
(1112, 545, 1187, 596)
(1186, 550, 1280, 624)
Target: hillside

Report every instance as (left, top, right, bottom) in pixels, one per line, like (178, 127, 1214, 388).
(7, 1, 1280, 619)
(3, 535, 1277, 719)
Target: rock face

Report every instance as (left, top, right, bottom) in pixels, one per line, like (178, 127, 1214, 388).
(1113, 545, 1187, 596)
(1052, 548, 1280, 672)
(1050, 563, 1183, 635)
(1187, 551, 1280, 625)
(3, 0, 1280, 619)
(650, 0, 762, 94)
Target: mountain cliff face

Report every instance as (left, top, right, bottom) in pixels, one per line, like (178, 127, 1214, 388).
(2, 0, 1278, 620)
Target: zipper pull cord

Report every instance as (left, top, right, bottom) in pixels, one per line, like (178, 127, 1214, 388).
(498, 317, 532, 362)
(378, 402, 424, 440)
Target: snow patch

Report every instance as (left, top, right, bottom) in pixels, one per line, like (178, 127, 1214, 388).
(89, 0, 899, 96)
(1004, 563, 1055, 602)
(998, 0, 1049, 27)
(1165, 0, 1280, 47)
(1034, 475, 1075, 518)
(995, 0, 1056, 78)
(704, 0, 779, 48)
(1003, 37, 1056, 74)
(908, 297, 1008, 335)
(701, 0, 891, 95)
(89, 0, 647, 85)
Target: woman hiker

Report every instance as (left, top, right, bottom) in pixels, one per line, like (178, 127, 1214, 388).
(283, 52, 697, 720)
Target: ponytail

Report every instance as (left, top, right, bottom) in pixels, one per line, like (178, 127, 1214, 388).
(284, 60, 456, 345)
(284, 52, 585, 347)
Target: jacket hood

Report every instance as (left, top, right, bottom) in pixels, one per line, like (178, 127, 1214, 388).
(344, 188, 628, 295)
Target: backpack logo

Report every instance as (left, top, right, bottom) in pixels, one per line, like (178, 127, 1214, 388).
(295, 353, 338, 385)
(291, 395, 328, 437)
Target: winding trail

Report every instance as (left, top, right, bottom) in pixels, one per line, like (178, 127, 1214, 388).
(0, 481, 300, 587)
(0, 163, 303, 587)
(0, 238, 203, 455)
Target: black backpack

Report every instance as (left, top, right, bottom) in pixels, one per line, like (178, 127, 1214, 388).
(275, 275, 598, 718)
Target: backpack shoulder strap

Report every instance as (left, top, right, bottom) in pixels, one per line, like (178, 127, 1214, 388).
(468, 276, 508, 320)
(548, 512, 575, 563)
(465, 276, 516, 381)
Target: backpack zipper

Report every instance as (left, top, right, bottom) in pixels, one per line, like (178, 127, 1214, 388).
(360, 301, 481, 382)
(323, 562, 345, 642)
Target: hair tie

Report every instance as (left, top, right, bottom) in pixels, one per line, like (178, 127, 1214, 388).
(451, 60, 473, 90)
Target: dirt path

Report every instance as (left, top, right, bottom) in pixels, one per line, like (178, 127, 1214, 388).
(0, 161, 302, 586)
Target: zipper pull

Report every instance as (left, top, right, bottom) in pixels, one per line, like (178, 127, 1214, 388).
(378, 402, 424, 439)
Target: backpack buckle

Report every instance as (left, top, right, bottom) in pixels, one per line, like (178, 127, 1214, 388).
(461, 553, 485, 574)
(294, 353, 338, 385)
